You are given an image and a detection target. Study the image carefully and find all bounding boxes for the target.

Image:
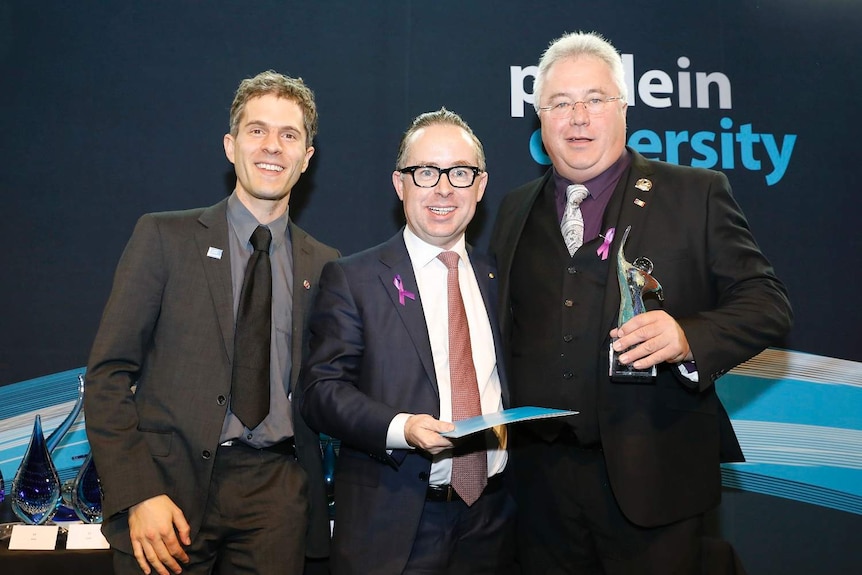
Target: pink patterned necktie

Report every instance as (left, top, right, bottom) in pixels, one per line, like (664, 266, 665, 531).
(561, 184, 590, 256)
(437, 251, 487, 506)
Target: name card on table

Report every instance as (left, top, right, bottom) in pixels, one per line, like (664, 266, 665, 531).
(66, 523, 110, 549)
(8, 525, 60, 550)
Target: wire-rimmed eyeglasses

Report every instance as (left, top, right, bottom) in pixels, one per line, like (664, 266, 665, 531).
(537, 96, 625, 118)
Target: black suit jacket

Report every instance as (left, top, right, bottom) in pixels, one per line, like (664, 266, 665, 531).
(299, 230, 509, 574)
(490, 149, 792, 527)
(84, 198, 338, 557)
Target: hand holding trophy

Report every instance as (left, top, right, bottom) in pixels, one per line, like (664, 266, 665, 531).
(610, 226, 664, 382)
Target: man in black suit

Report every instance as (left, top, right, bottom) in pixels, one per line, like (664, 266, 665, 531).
(490, 31, 792, 574)
(300, 108, 516, 574)
(85, 71, 337, 575)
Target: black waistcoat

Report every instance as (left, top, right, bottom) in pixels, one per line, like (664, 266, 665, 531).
(509, 178, 617, 444)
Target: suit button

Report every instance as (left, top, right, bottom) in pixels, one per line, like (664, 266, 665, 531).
(567, 266, 577, 274)
(564, 299, 573, 307)
(563, 372, 574, 379)
(418, 472, 429, 482)
(202, 450, 212, 459)
(563, 334, 573, 342)
(217, 395, 227, 405)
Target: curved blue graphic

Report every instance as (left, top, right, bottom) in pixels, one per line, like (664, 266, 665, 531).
(2, 350, 861, 516)
(717, 349, 862, 515)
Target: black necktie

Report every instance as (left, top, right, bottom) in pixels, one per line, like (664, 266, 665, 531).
(230, 225, 272, 430)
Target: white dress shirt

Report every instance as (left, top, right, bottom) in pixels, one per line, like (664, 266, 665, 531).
(386, 227, 507, 484)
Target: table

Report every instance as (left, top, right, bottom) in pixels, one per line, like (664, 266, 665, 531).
(0, 500, 113, 574)
(1, 500, 329, 574)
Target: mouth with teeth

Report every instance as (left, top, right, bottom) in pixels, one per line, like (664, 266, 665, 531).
(256, 162, 284, 172)
(428, 206, 455, 215)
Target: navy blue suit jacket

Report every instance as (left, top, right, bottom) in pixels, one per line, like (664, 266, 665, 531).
(299, 230, 508, 574)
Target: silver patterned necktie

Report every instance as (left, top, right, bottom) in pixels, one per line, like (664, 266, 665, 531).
(561, 184, 590, 256)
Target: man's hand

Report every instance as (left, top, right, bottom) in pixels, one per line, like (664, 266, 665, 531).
(404, 414, 455, 455)
(127, 494, 191, 575)
(610, 310, 692, 369)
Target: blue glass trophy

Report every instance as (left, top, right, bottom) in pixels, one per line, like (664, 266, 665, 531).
(10, 415, 62, 525)
(71, 452, 102, 523)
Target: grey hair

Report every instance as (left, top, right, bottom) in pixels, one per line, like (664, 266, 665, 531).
(533, 31, 627, 112)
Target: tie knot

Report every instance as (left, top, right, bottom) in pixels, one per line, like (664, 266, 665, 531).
(437, 251, 460, 270)
(566, 184, 589, 206)
(250, 226, 272, 253)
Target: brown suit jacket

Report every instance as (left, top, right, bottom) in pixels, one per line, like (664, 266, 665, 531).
(84, 197, 337, 557)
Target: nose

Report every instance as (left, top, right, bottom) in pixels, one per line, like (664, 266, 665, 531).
(569, 103, 590, 126)
(262, 132, 282, 154)
(436, 173, 455, 196)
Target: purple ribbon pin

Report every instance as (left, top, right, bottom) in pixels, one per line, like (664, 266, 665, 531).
(393, 275, 416, 306)
(597, 227, 616, 260)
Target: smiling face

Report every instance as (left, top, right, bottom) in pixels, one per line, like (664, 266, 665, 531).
(223, 94, 314, 219)
(392, 123, 488, 250)
(539, 55, 628, 183)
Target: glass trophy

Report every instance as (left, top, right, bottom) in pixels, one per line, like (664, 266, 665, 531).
(50, 373, 87, 521)
(610, 226, 664, 382)
(46, 374, 85, 452)
(71, 452, 102, 523)
(10, 415, 62, 524)
(321, 435, 337, 519)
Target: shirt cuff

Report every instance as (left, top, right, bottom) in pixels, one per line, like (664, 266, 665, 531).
(677, 361, 699, 383)
(386, 413, 413, 449)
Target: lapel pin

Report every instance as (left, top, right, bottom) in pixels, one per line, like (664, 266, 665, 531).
(206, 247, 223, 260)
(303, 279, 311, 290)
(635, 178, 652, 192)
(634, 198, 646, 208)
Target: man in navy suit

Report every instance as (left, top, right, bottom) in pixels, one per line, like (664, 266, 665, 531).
(300, 108, 516, 575)
(490, 32, 792, 574)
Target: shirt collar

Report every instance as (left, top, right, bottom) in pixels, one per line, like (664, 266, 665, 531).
(402, 226, 468, 268)
(553, 148, 632, 201)
(227, 192, 290, 251)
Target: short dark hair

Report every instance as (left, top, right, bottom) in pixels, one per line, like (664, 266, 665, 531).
(395, 107, 485, 171)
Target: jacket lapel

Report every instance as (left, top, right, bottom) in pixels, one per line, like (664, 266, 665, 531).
(289, 222, 314, 389)
(196, 199, 235, 361)
(377, 232, 439, 396)
(600, 150, 658, 333)
(470, 248, 510, 407)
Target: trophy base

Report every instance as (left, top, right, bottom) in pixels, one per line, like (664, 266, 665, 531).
(609, 343, 657, 383)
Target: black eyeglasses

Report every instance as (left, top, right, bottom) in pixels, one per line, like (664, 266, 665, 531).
(398, 165, 482, 188)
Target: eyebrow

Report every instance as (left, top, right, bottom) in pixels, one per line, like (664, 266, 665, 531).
(244, 120, 303, 134)
(409, 160, 477, 167)
(546, 88, 611, 100)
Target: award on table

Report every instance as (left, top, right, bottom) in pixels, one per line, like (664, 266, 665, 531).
(610, 225, 664, 382)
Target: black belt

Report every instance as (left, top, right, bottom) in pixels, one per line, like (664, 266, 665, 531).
(219, 438, 296, 458)
(426, 473, 504, 503)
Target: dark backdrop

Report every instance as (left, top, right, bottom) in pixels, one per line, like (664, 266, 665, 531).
(1, 2, 860, 572)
